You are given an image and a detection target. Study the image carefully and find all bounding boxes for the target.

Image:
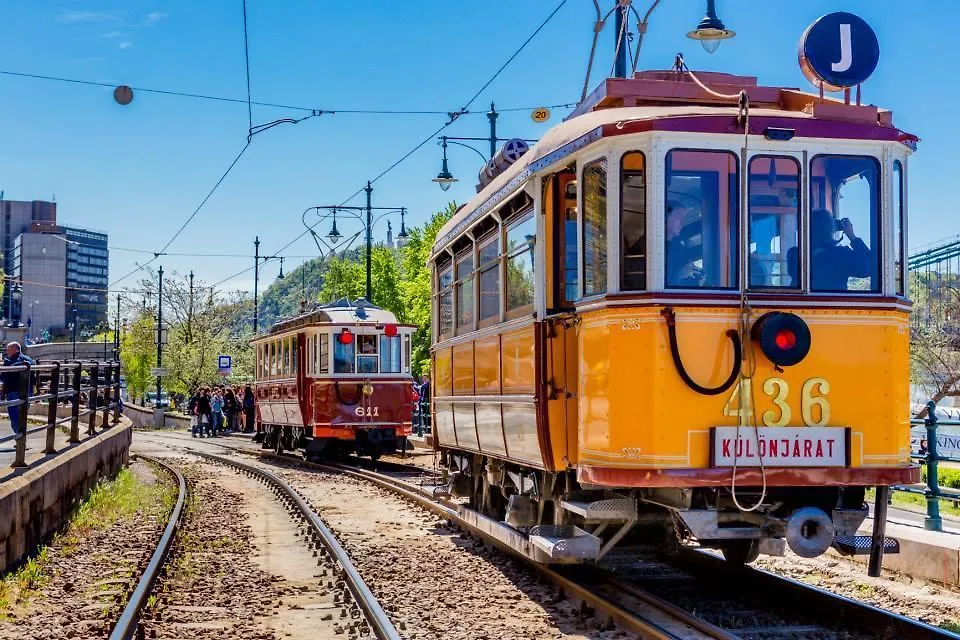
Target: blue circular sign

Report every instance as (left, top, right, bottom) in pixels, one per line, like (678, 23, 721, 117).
(799, 12, 879, 90)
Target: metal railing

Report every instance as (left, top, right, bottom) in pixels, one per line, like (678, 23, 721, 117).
(0, 360, 122, 469)
(900, 399, 960, 532)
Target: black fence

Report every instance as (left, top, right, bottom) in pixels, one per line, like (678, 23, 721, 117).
(0, 360, 122, 469)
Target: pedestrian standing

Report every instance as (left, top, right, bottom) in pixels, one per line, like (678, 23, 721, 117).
(242, 385, 255, 433)
(197, 388, 213, 437)
(1, 342, 32, 436)
(223, 388, 239, 433)
(188, 388, 201, 437)
(211, 389, 224, 435)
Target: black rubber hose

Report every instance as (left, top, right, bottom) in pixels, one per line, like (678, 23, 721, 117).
(661, 307, 742, 396)
(335, 382, 363, 406)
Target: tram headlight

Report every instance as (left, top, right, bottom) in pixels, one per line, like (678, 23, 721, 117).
(751, 312, 811, 367)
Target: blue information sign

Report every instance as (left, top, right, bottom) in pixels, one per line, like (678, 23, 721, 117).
(799, 12, 879, 91)
(218, 355, 232, 371)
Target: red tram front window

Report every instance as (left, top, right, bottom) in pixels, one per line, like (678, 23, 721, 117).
(380, 335, 401, 373)
(334, 336, 355, 373)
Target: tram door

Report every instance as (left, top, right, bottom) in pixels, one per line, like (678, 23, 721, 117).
(542, 168, 579, 466)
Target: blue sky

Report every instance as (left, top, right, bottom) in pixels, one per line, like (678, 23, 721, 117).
(0, 1, 952, 295)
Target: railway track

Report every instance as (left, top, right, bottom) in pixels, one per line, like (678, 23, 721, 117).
(138, 432, 960, 639)
(109, 448, 401, 640)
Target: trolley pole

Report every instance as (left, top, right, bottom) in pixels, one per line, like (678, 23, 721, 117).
(253, 236, 260, 334)
(155, 266, 163, 404)
(614, 3, 628, 78)
(365, 181, 373, 303)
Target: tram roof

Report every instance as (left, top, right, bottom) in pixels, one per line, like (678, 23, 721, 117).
(254, 298, 403, 340)
(433, 72, 916, 256)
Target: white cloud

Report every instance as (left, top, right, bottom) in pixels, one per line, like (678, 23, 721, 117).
(103, 31, 126, 39)
(143, 11, 167, 25)
(118, 41, 134, 50)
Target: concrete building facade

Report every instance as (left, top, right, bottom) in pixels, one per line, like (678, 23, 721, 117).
(63, 226, 109, 333)
(10, 231, 67, 335)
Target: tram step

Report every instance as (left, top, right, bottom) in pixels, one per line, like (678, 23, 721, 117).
(529, 525, 601, 561)
(831, 535, 900, 556)
(560, 498, 637, 522)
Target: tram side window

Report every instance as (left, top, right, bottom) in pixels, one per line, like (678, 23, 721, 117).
(894, 160, 905, 296)
(664, 149, 738, 289)
(505, 212, 536, 317)
(621, 152, 646, 290)
(478, 232, 501, 325)
(357, 334, 378, 374)
(437, 262, 454, 341)
(270, 341, 278, 378)
(809, 155, 880, 292)
(748, 156, 800, 288)
(403, 334, 411, 372)
(291, 337, 297, 375)
(334, 334, 355, 373)
(380, 335, 401, 373)
(455, 250, 474, 333)
(582, 159, 607, 296)
(562, 175, 579, 303)
(319, 333, 329, 374)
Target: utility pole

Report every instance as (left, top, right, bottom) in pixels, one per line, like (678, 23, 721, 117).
(156, 266, 163, 404)
(187, 270, 194, 344)
(487, 102, 499, 159)
(364, 181, 373, 303)
(71, 296, 77, 359)
(253, 236, 260, 334)
(614, 3, 628, 78)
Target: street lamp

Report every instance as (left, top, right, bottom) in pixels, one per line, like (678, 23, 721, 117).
(433, 138, 458, 192)
(687, 0, 735, 54)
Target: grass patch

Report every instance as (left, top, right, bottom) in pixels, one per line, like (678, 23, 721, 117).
(940, 621, 960, 633)
(0, 465, 176, 616)
(866, 488, 960, 517)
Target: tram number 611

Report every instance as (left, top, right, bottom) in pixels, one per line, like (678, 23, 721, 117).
(355, 406, 380, 418)
(723, 377, 831, 427)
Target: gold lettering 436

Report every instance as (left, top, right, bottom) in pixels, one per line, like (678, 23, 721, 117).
(722, 377, 830, 427)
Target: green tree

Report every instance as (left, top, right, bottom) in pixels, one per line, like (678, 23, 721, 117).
(318, 256, 365, 302)
(120, 314, 156, 403)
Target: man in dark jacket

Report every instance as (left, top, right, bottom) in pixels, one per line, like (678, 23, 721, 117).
(2, 342, 33, 435)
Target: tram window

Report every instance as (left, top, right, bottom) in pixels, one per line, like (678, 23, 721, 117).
(809, 155, 880, 292)
(562, 176, 579, 303)
(291, 337, 298, 375)
(282, 338, 290, 376)
(894, 160, 905, 296)
(621, 152, 646, 290)
(748, 156, 800, 288)
(403, 334, 411, 372)
(505, 212, 536, 317)
(380, 335, 401, 373)
(664, 149, 738, 289)
(455, 251, 475, 332)
(269, 341, 277, 378)
(357, 334, 378, 373)
(319, 333, 329, 374)
(437, 262, 454, 340)
(334, 336, 355, 373)
(582, 159, 607, 296)
(478, 233, 501, 324)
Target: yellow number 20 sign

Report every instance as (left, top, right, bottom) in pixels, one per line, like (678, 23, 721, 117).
(531, 107, 551, 123)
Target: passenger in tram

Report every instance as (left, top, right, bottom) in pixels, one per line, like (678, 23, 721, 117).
(786, 209, 872, 290)
(664, 200, 702, 287)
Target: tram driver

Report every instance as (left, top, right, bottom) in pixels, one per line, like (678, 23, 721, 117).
(665, 200, 702, 287)
(787, 209, 872, 290)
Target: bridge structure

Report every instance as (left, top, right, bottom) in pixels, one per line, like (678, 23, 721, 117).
(908, 236, 960, 330)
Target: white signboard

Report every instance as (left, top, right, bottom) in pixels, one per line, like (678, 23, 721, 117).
(150, 367, 168, 377)
(712, 426, 847, 468)
(911, 424, 960, 460)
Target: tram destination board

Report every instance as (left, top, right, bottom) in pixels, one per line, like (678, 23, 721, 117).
(710, 427, 850, 468)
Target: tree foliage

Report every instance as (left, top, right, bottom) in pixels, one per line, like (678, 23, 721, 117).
(120, 314, 156, 402)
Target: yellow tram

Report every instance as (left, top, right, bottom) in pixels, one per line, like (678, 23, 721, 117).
(429, 68, 919, 564)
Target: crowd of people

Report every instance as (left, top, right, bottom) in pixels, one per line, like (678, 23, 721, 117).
(187, 384, 255, 438)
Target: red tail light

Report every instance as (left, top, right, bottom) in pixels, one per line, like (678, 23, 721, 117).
(752, 312, 810, 367)
(774, 329, 797, 350)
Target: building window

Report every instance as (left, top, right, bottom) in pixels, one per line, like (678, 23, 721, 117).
(455, 250, 474, 332)
(748, 156, 800, 288)
(664, 149, 739, 289)
(809, 155, 880, 292)
(505, 212, 535, 317)
(621, 152, 646, 290)
(477, 232, 501, 324)
(582, 158, 607, 296)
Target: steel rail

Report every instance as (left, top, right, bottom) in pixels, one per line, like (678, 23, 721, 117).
(108, 455, 188, 640)
(191, 451, 401, 640)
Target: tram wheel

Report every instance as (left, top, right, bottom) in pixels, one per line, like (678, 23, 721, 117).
(719, 540, 760, 566)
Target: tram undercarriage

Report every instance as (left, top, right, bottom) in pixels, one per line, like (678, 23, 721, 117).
(440, 451, 875, 566)
(261, 424, 406, 461)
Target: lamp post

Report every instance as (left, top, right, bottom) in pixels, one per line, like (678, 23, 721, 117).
(114, 294, 121, 361)
(71, 299, 78, 359)
(301, 199, 408, 304)
(156, 266, 163, 404)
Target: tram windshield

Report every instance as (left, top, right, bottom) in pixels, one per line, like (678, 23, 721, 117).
(808, 155, 880, 292)
(748, 156, 800, 289)
(664, 149, 738, 289)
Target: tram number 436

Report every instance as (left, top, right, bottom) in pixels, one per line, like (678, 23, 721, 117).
(354, 406, 380, 418)
(723, 377, 831, 427)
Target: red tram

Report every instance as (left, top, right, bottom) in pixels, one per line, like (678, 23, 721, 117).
(251, 299, 418, 459)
